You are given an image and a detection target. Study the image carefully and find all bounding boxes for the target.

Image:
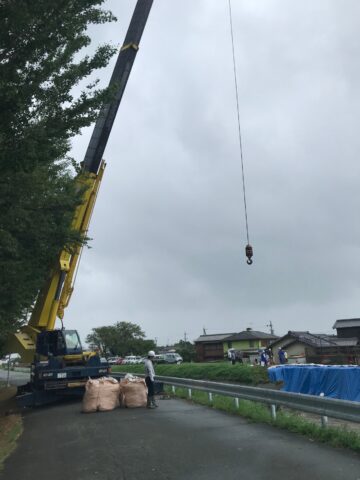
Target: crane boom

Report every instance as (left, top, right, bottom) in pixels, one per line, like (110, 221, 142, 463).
(83, 0, 153, 174)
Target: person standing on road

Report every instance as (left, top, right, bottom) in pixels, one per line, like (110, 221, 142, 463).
(144, 350, 157, 409)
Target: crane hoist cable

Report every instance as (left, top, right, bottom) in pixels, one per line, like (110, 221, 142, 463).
(228, 0, 253, 265)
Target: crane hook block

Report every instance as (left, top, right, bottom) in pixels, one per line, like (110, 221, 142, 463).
(245, 244, 253, 265)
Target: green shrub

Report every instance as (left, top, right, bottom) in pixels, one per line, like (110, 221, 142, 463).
(111, 362, 268, 385)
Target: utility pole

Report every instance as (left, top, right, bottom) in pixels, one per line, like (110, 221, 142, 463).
(184, 332, 188, 342)
(267, 321, 274, 336)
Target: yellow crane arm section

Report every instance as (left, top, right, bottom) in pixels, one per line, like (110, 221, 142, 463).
(7, 161, 105, 362)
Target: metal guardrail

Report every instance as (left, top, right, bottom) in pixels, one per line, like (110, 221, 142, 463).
(112, 373, 360, 424)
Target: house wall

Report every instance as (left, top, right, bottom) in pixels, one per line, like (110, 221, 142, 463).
(308, 346, 360, 365)
(336, 327, 360, 340)
(273, 342, 316, 364)
(195, 342, 224, 362)
(223, 339, 271, 353)
(195, 343, 205, 362)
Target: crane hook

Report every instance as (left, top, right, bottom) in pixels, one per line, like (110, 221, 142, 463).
(245, 244, 253, 265)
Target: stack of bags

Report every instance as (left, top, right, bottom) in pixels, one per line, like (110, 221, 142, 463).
(120, 376, 147, 408)
(82, 375, 148, 413)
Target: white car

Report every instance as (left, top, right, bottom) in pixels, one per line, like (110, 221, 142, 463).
(163, 353, 183, 364)
(135, 357, 146, 364)
(123, 355, 138, 364)
(0, 353, 21, 366)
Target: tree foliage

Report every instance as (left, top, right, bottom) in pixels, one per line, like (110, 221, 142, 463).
(86, 322, 156, 357)
(173, 340, 196, 362)
(0, 1, 117, 350)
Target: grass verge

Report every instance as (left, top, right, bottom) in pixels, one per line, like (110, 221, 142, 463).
(112, 362, 269, 385)
(166, 386, 360, 453)
(0, 382, 23, 470)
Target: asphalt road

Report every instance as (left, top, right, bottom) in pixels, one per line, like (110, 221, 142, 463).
(1, 396, 360, 480)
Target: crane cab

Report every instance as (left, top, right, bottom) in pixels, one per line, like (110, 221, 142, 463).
(36, 329, 83, 358)
(17, 330, 109, 407)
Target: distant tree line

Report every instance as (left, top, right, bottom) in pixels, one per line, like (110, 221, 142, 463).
(0, 1, 117, 353)
(86, 321, 197, 361)
(86, 322, 156, 357)
(172, 340, 196, 362)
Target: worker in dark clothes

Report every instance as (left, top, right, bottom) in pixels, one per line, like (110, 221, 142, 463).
(278, 347, 286, 364)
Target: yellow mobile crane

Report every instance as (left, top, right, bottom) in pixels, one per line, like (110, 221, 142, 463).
(7, 0, 154, 406)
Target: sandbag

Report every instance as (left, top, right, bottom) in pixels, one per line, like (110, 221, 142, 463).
(121, 378, 147, 408)
(82, 377, 120, 413)
(82, 378, 100, 413)
(98, 377, 121, 412)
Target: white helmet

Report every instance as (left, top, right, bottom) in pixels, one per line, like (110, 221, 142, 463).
(148, 350, 155, 357)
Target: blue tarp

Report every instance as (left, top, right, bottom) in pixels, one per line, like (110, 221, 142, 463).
(268, 365, 360, 401)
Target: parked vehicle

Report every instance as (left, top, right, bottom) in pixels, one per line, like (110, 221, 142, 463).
(163, 353, 183, 364)
(123, 356, 142, 365)
(153, 354, 165, 364)
(0, 353, 21, 366)
(135, 357, 145, 364)
(107, 356, 123, 365)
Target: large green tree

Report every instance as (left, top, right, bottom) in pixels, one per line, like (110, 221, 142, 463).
(0, 1, 117, 351)
(86, 322, 156, 357)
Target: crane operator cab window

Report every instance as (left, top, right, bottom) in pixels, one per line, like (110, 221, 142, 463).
(36, 329, 83, 357)
(63, 330, 82, 354)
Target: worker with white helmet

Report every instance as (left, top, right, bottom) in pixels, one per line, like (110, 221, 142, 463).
(144, 350, 157, 409)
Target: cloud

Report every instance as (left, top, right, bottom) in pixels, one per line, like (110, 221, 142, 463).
(66, 0, 360, 346)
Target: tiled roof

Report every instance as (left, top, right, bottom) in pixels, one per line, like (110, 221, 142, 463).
(194, 333, 235, 343)
(226, 330, 278, 341)
(333, 318, 360, 329)
(270, 331, 359, 348)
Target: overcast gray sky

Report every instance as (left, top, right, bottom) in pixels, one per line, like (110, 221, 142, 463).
(67, 0, 360, 346)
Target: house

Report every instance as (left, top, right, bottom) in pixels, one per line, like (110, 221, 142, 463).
(223, 328, 278, 358)
(194, 333, 235, 362)
(270, 331, 359, 365)
(333, 318, 360, 340)
(194, 328, 278, 362)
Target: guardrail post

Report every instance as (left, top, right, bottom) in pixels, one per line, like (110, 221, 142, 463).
(6, 359, 11, 387)
(188, 388, 192, 399)
(321, 415, 328, 428)
(208, 392, 213, 403)
(270, 404, 277, 421)
(234, 398, 239, 409)
(319, 393, 328, 428)
(172, 385, 176, 394)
